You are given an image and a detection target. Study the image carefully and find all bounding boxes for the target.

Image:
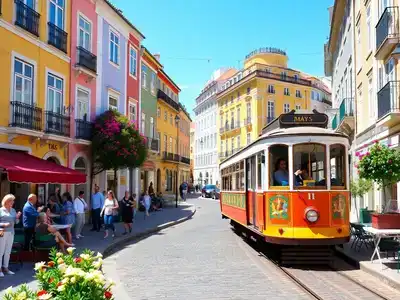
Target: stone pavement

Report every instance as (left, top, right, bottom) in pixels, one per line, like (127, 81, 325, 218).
(336, 237, 400, 290)
(0, 202, 195, 295)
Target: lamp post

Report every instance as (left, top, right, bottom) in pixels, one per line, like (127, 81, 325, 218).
(175, 114, 180, 208)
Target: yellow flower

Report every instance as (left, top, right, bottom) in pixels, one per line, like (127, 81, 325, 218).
(16, 291, 27, 300)
(38, 293, 52, 300)
(56, 252, 63, 257)
(57, 258, 64, 264)
(70, 276, 76, 284)
(92, 259, 102, 269)
(4, 286, 13, 294)
(58, 263, 67, 273)
(61, 277, 69, 284)
(80, 253, 91, 260)
(96, 252, 103, 258)
(34, 262, 46, 271)
(108, 279, 115, 287)
(66, 247, 76, 254)
(57, 284, 65, 292)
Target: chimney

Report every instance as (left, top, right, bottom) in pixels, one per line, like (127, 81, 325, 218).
(154, 53, 160, 62)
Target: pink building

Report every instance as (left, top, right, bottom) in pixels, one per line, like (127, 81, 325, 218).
(68, 0, 98, 199)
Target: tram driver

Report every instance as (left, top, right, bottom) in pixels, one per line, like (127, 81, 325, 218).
(294, 164, 312, 186)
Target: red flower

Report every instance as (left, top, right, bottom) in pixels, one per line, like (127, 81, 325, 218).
(37, 290, 48, 296)
(74, 257, 82, 263)
(48, 278, 54, 284)
(57, 282, 63, 287)
(104, 291, 113, 299)
(48, 261, 55, 267)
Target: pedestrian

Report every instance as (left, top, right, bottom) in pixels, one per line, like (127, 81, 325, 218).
(143, 191, 151, 217)
(55, 187, 62, 205)
(47, 194, 62, 224)
(90, 185, 104, 232)
(101, 190, 119, 239)
(121, 191, 134, 235)
(22, 194, 44, 250)
(73, 191, 88, 239)
(148, 182, 155, 196)
(61, 192, 75, 244)
(131, 193, 137, 221)
(0, 194, 22, 276)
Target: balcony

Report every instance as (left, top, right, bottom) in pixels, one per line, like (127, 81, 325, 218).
(157, 89, 180, 111)
(181, 156, 190, 165)
(76, 46, 97, 74)
(146, 137, 159, 152)
(14, 0, 40, 37)
(9, 101, 42, 131)
(335, 98, 354, 134)
(48, 22, 68, 53)
(45, 111, 70, 137)
(75, 119, 92, 140)
(256, 70, 311, 87)
(376, 7, 400, 60)
(162, 151, 179, 162)
(332, 115, 338, 130)
(377, 81, 400, 127)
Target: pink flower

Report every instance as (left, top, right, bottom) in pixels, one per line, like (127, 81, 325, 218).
(355, 151, 360, 157)
(374, 140, 379, 144)
(366, 152, 370, 156)
(389, 160, 392, 164)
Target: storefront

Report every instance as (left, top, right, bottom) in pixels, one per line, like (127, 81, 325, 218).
(141, 161, 155, 195)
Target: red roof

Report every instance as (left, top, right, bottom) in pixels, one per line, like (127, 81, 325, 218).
(0, 149, 86, 184)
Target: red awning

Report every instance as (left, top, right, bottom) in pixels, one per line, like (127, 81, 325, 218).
(0, 149, 86, 184)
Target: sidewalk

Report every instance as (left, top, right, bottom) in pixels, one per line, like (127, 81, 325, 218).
(0, 203, 196, 295)
(336, 236, 400, 290)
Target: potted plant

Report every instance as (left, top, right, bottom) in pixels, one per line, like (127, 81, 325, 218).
(350, 178, 373, 222)
(356, 142, 400, 229)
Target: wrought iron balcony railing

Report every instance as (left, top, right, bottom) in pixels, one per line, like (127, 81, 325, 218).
(45, 111, 70, 136)
(338, 98, 354, 123)
(75, 119, 92, 140)
(376, 7, 400, 51)
(48, 22, 68, 53)
(9, 101, 42, 131)
(146, 137, 159, 152)
(180, 156, 190, 165)
(14, 0, 40, 36)
(157, 89, 180, 111)
(377, 81, 400, 119)
(76, 46, 97, 73)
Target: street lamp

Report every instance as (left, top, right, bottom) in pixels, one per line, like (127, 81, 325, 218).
(175, 114, 180, 208)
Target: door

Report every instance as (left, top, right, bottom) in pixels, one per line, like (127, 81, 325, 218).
(77, 89, 89, 120)
(49, 0, 64, 29)
(385, 59, 396, 111)
(246, 156, 257, 226)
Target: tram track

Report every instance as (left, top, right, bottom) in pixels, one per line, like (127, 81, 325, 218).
(235, 228, 397, 300)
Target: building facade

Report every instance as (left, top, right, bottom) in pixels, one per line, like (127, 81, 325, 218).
(190, 122, 195, 184)
(193, 68, 237, 188)
(216, 48, 332, 165)
(178, 104, 192, 184)
(327, 0, 400, 220)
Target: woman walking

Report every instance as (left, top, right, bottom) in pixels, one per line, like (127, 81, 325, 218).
(143, 191, 151, 217)
(121, 191, 134, 235)
(101, 191, 119, 239)
(0, 194, 21, 277)
(61, 192, 75, 244)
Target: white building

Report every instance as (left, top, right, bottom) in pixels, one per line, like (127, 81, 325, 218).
(193, 68, 236, 187)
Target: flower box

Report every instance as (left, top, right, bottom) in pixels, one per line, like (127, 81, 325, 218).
(371, 213, 400, 229)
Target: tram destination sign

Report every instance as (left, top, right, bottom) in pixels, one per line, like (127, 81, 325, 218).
(279, 110, 328, 128)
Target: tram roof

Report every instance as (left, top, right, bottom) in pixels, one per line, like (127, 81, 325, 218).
(260, 126, 347, 139)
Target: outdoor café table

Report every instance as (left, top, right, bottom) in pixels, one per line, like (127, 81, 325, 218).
(364, 226, 400, 270)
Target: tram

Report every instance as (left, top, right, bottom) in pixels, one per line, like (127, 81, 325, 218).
(219, 110, 350, 263)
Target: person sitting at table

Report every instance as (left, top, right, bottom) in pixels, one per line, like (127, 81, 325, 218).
(47, 194, 62, 224)
(36, 213, 74, 253)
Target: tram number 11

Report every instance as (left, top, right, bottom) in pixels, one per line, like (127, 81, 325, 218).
(308, 193, 315, 200)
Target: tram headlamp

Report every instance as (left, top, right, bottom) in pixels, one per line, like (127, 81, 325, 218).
(305, 209, 319, 223)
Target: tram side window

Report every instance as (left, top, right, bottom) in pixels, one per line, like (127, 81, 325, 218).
(269, 145, 289, 188)
(293, 143, 326, 189)
(257, 152, 265, 190)
(222, 162, 245, 191)
(330, 144, 346, 189)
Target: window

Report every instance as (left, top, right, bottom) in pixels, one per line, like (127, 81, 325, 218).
(267, 101, 275, 122)
(109, 30, 120, 65)
(237, 136, 240, 149)
(49, 0, 64, 29)
(78, 15, 91, 50)
(295, 90, 302, 98)
(356, 23, 361, 70)
(150, 117, 154, 138)
(295, 104, 301, 111)
(170, 113, 173, 125)
(246, 133, 251, 145)
(247, 87, 251, 95)
(246, 102, 251, 119)
(108, 93, 118, 111)
(284, 87, 290, 96)
(294, 74, 298, 81)
(141, 65, 147, 88)
(169, 137, 172, 153)
(129, 102, 137, 123)
(47, 73, 63, 113)
(13, 59, 33, 104)
(269, 144, 289, 188)
(257, 153, 265, 190)
(231, 137, 234, 152)
(366, 4, 372, 53)
(268, 84, 275, 94)
(293, 143, 326, 189)
(157, 107, 161, 118)
(151, 73, 156, 94)
(281, 71, 287, 79)
(141, 113, 145, 134)
(164, 110, 167, 121)
(330, 144, 346, 189)
(164, 134, 167, 152)
(76, 88, 89, 120)
(284, 103, 290, 113)
(368, 74, 374, 119)
(129, 47, 137, 77)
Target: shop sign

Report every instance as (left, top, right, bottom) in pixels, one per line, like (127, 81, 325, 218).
(120, 176, 126, 185)
(48, 143, 58, 151)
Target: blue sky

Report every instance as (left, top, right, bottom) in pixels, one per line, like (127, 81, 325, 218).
(110, 0, 332, 116)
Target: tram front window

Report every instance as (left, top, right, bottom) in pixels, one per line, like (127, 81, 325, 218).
(269, 145, 289, 188)
(293, 143, 326, 189)
(330, 144, 346, 189)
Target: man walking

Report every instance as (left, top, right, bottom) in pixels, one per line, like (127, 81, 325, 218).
(22, 194, 44, 250)
(73, 191, 87, 239)
(91, 185, 104, 232)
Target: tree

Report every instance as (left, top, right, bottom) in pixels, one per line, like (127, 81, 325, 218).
(356, 142, 400, 212)
(350, 178, 372, 219)
(91, 110, 148, 192)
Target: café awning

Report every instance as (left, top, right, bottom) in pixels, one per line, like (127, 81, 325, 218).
(0, 149, 86, 184)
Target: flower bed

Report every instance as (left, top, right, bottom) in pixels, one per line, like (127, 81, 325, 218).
(3, 248, 114, 300)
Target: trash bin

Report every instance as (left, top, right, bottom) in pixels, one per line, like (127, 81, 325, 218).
(359, 208, 374, 223)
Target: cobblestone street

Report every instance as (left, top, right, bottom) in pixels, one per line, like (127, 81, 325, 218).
(103, 197, 313, 300)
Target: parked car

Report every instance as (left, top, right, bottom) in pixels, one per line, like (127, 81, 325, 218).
(201, 184, 220, 199)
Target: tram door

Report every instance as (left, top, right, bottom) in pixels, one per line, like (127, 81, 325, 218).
(246, 156, 257, 226)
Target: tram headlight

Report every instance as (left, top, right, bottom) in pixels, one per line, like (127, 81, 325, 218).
(305, 209, 319, 223)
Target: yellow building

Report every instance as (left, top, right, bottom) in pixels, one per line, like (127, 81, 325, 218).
(156, 69, 182, 195)
(0, 0, 76, 206)
(216, 48, 331, 162)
